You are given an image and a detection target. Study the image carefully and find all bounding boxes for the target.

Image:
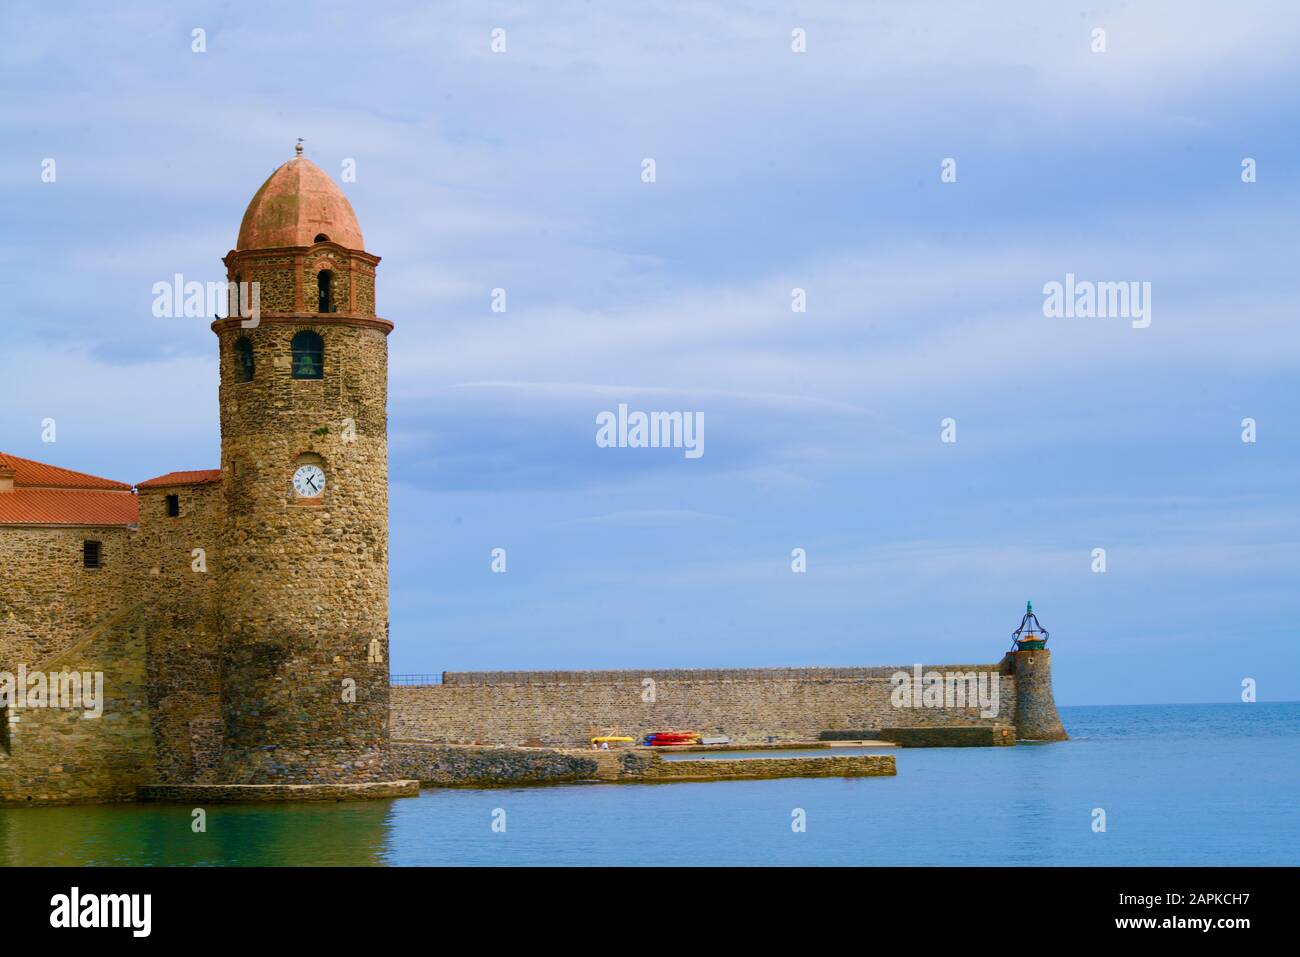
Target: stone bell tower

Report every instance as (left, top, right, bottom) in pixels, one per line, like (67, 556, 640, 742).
(210, 144, 393, 783)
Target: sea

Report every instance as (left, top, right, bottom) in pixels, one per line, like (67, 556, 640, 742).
(1, 703, 1295, 866)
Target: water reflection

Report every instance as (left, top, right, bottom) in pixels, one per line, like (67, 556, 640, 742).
(0, 799, 398, 866)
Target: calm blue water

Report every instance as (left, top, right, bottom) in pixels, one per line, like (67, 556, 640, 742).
(1, 703, 1295, 865)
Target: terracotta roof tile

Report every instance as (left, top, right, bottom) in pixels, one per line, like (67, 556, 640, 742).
(136, 469, 223, 489)
(0, 488, 138, 527)
(0, 452, 131, 491)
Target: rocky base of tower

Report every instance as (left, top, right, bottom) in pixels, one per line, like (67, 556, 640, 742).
(214, 745, 393, 785)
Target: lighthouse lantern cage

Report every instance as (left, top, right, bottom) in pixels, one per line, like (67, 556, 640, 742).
(1010, 601, 1050, 651)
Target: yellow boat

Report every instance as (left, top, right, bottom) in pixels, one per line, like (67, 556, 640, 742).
(590, 736, 634, 744)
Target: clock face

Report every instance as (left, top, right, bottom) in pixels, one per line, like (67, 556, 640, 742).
(292, 464, 326, 498)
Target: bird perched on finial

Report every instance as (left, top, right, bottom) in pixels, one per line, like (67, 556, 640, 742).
(295, 138, 304, 157)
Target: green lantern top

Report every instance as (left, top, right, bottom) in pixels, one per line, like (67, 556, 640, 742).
(1010, 601, 1049, 651)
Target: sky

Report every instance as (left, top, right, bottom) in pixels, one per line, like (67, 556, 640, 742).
(2, 1, 1298, 705)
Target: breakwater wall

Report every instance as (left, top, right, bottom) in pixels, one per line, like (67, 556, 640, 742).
(599, 750, 896, 782)
(391, 663, 1021, 747)
(386, 742, 598, 787)
(383, 743, 896, 786)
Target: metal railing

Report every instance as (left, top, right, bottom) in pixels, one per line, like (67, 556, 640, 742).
(390, 673, 444, 686)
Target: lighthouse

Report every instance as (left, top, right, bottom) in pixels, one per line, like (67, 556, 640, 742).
(1006, 601, 1069, 741)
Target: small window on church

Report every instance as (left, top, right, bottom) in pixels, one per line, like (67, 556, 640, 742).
(235, 336, 254, 382)
(166, 494, 180, 517)
(317, 270, 334, 313)
(292, 330, 324, 380)
(314, 234, 329, 244)
(83, 540, 102, 569)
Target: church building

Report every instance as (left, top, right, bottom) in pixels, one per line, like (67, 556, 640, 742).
(0, 147, 405, 803)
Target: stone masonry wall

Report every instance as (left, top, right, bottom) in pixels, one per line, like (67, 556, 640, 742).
(0, 605, 156, 805)
(1009, 649, 1068, 740)
(215, 317, 390, 782)
(354, 264, 375, 315)
(879, 725, 1015, 747)
(0, 525, 132, 670)
(137, 780, 418, 803)
(302, 250, 351, 313)
(391, 665, 1017, 747)
(230, 254, 296, 315)
(133, 483, 224, 783)
(386, 742, 598, 786)
(635, 753, 896, 781)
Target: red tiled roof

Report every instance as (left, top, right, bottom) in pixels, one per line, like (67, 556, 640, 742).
(0, 452, 137, 526)
(0, 452, 131, 491)
(136, 469, 222, 489)
(0, 489, 138, 527)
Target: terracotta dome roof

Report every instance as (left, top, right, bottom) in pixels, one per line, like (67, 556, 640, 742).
(236, 156, 363, 251)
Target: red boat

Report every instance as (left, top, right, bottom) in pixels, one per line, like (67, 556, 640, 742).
(647, 731, 700, 746)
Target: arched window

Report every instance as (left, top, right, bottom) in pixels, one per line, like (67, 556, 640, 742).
(314, 234, 329, 244)
(291, 330, 324, 380)
(234, 336, 254, 382)
(317, 270, 334, 313)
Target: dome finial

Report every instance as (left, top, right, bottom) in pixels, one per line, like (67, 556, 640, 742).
(295, 138, 304, 157)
